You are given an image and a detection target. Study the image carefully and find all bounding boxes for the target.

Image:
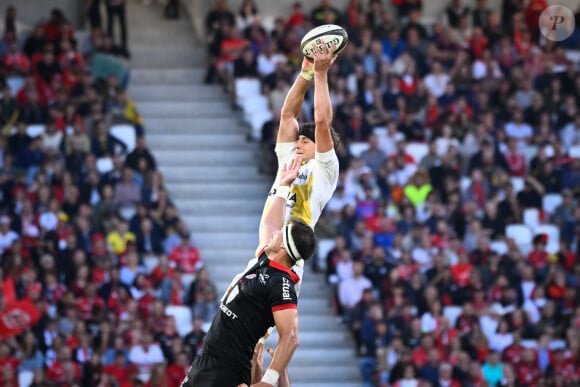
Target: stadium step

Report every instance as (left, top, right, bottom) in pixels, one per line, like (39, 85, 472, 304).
(142, 118, 246, 135)
(131, 68, 206, 85)
(129, 84, 226, 102)
(152, 149, 257, 166)
(162, 166, 265, 183)
(136, 101, 234, 118)
(166, 182, 267, 200)
(127, 0, 360, 384)
(146, 132, 244, 147)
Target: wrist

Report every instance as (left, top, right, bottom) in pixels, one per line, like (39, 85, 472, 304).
(261, 369, 280, 386)
(274, 185, 290, 199)
(300, 68, 314, 81)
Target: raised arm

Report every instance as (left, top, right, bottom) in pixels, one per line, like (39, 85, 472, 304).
(251, 308, 299, 387)
(277, 58, 314, 143)
(311, 40, 336, 153)
(258, 157, 302, 248)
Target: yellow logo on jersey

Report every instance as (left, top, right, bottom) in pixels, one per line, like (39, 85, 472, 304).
(290, 173, 314, 226)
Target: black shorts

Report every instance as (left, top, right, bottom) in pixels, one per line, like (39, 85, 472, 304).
(181, 351, 251, 387)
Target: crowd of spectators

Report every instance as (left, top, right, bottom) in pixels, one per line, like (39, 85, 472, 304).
(207, 0, 580, 386)
(0, 5, 217, 387)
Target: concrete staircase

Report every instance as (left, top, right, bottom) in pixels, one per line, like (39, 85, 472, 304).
(125, 1, 360, 385)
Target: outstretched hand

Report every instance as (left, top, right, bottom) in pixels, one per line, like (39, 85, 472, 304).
(311, 38, 337, 73)
(278, 157, 302, 187)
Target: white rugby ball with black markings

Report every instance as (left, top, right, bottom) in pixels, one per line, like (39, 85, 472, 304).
(300, 24, 349, 59)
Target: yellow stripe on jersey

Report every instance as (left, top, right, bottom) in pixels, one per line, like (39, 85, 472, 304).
(290, 173, 314, 227)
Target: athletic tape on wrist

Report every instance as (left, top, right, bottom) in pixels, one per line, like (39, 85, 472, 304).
(300, 69, 314, 81)
(275, 186, 290, 199)
(261, 369, 280, 386)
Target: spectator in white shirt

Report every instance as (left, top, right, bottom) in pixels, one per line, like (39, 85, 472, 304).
(339, 260, 372, 313)
(504, 109, 532, 148)
(0, 216, 19, 254)
(489, 319, 513, 352)
(256, 41, 286, 79)
(424, 61, 450, 98)
(560, 113, 580, 150)
(40, 119, 64, 155)
(128, 332, 164, 381)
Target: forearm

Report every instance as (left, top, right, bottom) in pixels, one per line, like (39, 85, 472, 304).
(280, 75, 311, 121)
(266, 334, 299, 379)
(258, 188, 288, 247)
(314, 72, 332, 126)
(313, 71, 333, 152)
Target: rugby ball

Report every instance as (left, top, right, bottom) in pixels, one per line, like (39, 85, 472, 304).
(300, 24, 348, 59)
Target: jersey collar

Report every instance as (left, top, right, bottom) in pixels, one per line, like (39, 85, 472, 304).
(268, 259, 300, 284)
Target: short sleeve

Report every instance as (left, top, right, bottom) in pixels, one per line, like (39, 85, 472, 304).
(268, 275, 298, 313)
(275, 142, 297, 167)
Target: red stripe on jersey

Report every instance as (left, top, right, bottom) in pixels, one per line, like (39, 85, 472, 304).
(269, 260, 300, 284)
(272, 304, 297, 312)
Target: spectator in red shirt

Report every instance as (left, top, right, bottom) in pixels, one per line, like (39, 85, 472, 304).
(0, 344, 18, 387)
(103, 350, 138, 387)
(166, 352, 189, 387)
(168, 231, 202, 274)
(504, 137, 526, 177)
(3, 40, 30, 76)
(75, 282, 105, 321)
(528, 233, 549, 272)
(451, 250, 473, 288)
(502, 330, 526, 367)
(516, 348, 542, 385)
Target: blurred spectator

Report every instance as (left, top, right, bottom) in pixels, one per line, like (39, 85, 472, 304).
(106, 0, 128, 51)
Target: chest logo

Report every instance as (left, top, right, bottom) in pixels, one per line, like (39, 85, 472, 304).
(245, 274, 257, 279)
(259, 273, 269, 285)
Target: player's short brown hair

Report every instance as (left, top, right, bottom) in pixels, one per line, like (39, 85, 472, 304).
(298, 122, 340, 148)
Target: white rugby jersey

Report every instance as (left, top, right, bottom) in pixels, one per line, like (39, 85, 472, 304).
(264, 142, 339, 227)
(259, 141, 339, 293)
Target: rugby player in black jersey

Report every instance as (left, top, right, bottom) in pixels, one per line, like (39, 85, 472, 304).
(181, 157, 315, 387)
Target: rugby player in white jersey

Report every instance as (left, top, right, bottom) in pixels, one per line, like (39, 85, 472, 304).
(258, 40, 340, 290)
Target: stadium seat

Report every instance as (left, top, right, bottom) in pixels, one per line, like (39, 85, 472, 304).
(373, 127, 387, 136)
(460, 177, 471, 195)
(542, 193, 563, 215)
(181, 273, 196, 291)
(520, 145, 537, 166)
(96, 157, 114, 174)
(165, 305, 193, 337)
(26, 124, 46, 138)
(245, 109, 273, 141)
(489, 240, 508, 255)
(235, 78, 261, 105)
(549, 340, 566, 350)
(349, 142, 369, 158)
(533, 224, 560, 254)
(143, 255, 159, 273)
(6, 76, 24, 97)
(569, 145, 580, 159)
(521, 339, 539, 349)
(110, 124, 136, 152)
(505, 224, 533, 254)
(316, 239, 335, 272)
(510, 177, 524, 193)
(405, 142, 429, 163)
(523, 208, 540, 229)
(18, 371, 33, 387)
(443, 306, 462, 327)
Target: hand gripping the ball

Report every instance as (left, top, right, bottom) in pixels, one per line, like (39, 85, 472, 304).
(311, 39, 336, 73)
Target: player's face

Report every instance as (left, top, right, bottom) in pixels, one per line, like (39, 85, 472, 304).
(296, 136, 315, 160)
